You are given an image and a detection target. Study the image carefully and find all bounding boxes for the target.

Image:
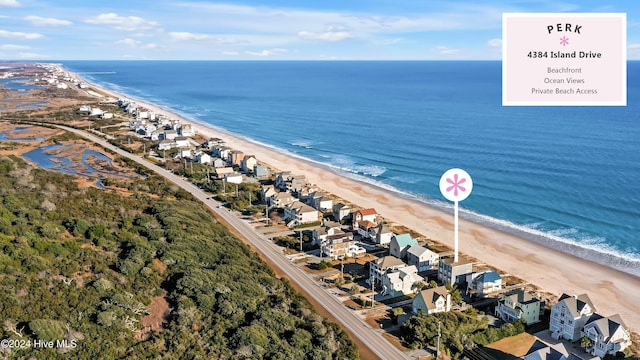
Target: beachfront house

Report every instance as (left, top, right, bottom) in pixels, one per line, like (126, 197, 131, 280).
(550, 293, 596, 341)
(406, 245, 439, 272)
(381, 265, 423, 297)
(466, 270, 503, 298)
(495, 289, 543, 325)
(582, 314, 631, 357)
(375, 224, 395, 246)
(389, 234, 419, 260)
(179, 124, 195, 137)
(353, 208, 378, 225)
(437, 258, 473, 286)
(229, 151, 245, 167)
(178, 149, 192, 159)
(253, 164, 269, 178)
(150, 130, 163, 141)
(412, 286, 451, 315)
(307, 193, 333, 212)
(332, 202, 351, 222)
(312, 221, 343, 246)
(283, 201, 319, 227)
(355, 220, 377, 239)
(369, 256, 407, 286)
(241, 155, 257, 173)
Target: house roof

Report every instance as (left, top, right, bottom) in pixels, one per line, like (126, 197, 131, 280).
(476, 271, 502, 283)
(175, 136, 189, 141)
(556, 293, 595, 318)
(407, 244, 437, 258)
(525, 340, 568, 360)
(333, 202, 350, 211)
(358, 220, 376, 230)
(374, 256, 406, 270)
(415, 286, 449, 311)
(584, 313, 627, 342)
(392, 234, 418, 248)
(357, 208, 378, 216)
(287, 201, 317, 214)
(502, 288, 540, 305)
(274, 192, 294, 200)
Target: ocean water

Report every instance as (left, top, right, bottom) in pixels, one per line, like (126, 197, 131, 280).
(59, 60, 640, 276)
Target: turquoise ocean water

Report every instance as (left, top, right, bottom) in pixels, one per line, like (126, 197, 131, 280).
(60, 61, 640, 276)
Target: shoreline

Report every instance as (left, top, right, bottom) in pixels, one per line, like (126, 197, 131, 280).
(65, 65, 640, 332)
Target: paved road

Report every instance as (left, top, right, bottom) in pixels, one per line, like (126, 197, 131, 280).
(50, 124, 409, 360)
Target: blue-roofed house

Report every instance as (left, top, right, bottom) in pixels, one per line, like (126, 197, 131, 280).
(467, 270, 502, 298)
(389, 234, 418, 260)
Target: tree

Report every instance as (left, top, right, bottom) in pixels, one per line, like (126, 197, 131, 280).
(580, 335, 593, 349)
(445, 284, 463, 304)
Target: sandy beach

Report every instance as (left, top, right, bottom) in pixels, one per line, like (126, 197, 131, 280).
(72, 67, 640, 332)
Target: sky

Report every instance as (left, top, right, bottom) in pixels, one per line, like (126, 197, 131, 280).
(0, 0, 639, 60)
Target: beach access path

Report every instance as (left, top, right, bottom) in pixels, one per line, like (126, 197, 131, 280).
(47, 123, 410, 360)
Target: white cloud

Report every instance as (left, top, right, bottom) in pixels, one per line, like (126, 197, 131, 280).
(374, 38, 404, 46)
(25, 16, 72, 26)
(115, 38, 159, 49)
(85, 13, 158, 32)
(168, 32, 237, 44)
(0, 44, 30, 50)
(434, 46, 461, 55)
(244, 48, 288, 57)
(0, 30, 43, 40)
(298, 30, 353, 42)
(18, 52, 49, 59)
(0, 0, 20, 7)
(177, 2, 503, 36)
(628, 44, 640, 50)
(487, 38, 502, 47)
(222, 51, 239, 55)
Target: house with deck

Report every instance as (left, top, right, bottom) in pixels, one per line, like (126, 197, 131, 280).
(353, 208, 378, 225)
(413, 286, 451, 315)
(212, 157, 226, 168)
(437, 257, 473, 286)
(375, 223, 395, 246)
(260, 185, 277, 203)
(332, 202, 351, 222)
(582, 313, 631, 357)
(355, 220, 377, 239)
(229, 151, 245, 167)
(321, 232, 364, 260)
(270, 192, 295, 208)
(253, 164, 269, 178)
(381, 265, 423, 297)
(495, 288, 542, 325)
(312, 221, 343, 246)
(389, 234, 418, 260)
(550, 293, 596, 341)
(241, 155, 257, 173)
(283, 201, 319, 227)
(466, 270, 502, 298)
(406, 245, 439, 272)
(369, 256, 407, 286)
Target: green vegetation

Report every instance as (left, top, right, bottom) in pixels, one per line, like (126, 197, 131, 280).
(0, 155, 357, 359)
(400, 309, 527, 357)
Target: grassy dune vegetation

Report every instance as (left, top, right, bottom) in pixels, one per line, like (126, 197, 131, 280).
(0, 154, 357, 359)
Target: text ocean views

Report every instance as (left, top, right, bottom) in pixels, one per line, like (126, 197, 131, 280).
(61, 60, 640, 276)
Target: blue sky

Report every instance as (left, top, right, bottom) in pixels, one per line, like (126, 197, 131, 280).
(0, 0, 639, 60)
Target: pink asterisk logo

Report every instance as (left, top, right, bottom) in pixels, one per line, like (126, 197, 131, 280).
(560, 36, 569, 46)
(446, 173, 467, 197)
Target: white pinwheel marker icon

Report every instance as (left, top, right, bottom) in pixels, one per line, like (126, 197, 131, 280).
(439, 168, 473, 263)
(439, 168, 472, 202)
